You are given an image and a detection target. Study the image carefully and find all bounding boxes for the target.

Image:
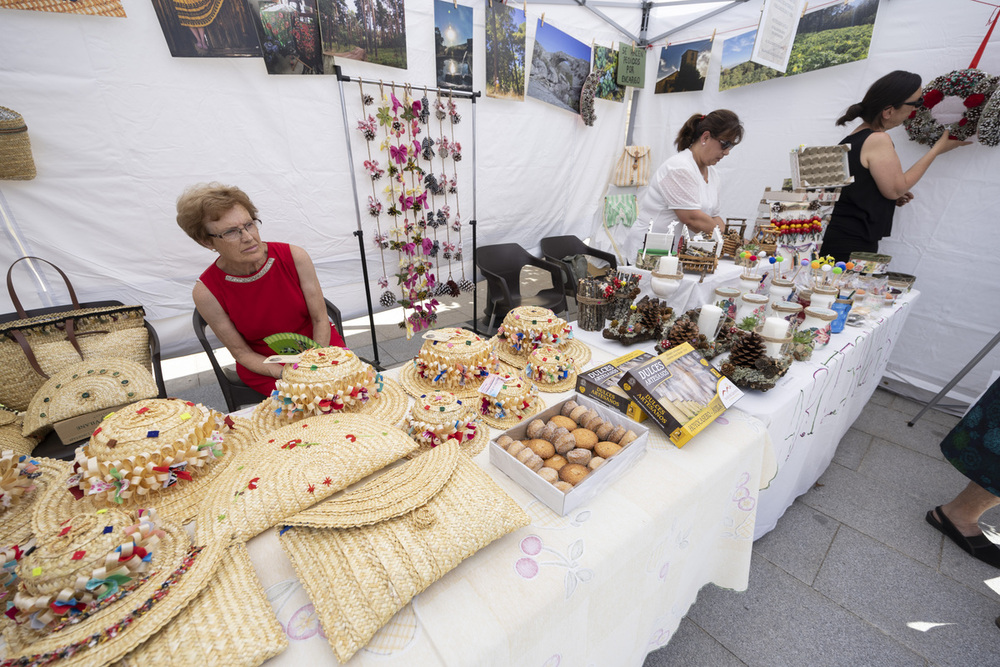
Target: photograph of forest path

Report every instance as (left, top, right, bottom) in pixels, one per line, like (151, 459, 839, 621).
(485, 2, 526, 100)
(317, 0, 406, 69)
(720, 0, 879, 91)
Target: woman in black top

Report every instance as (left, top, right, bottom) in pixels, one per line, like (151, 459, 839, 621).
(819, 70, 969, 261)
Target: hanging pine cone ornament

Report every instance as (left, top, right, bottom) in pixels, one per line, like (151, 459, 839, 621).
(446, 279, 461, 297)
(453, 251, 463, 261)
(667, 319, 699, 348)
(421, 136, 436, 161)
(729, 331, 766, 368)
(459, 278, 474, 293)
(363, 94, 374, 106)
(434, 283, 449, 296)
(420, 95, 430, 123)
(379, 291, 397, 307)
(579, 71, 600, 127)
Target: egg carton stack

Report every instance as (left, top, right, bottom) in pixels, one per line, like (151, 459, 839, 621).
(790, 144, 852, 189)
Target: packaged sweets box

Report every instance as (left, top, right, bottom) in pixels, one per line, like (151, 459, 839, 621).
(574, 349, 652, 423)
(489, 395, 649, 516)
(618, 343, 743, 447)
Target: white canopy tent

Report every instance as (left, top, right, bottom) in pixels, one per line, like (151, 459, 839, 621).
(1, 0, 997, 404)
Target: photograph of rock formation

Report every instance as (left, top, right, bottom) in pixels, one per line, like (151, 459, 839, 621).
(526, 19, 591, 114)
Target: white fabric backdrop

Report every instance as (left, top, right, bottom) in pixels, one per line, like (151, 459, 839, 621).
(0, 0, 997, 403)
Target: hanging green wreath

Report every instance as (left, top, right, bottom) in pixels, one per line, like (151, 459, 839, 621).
(904, 68, 998, 144)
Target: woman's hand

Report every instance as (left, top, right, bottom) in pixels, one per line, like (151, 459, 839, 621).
(931, 132, 972, 156)
(895, 192, 914, 207)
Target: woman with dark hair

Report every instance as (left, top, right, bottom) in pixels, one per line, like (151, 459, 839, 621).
(819, 70, 969, 261)
(632, 110, 743, 260)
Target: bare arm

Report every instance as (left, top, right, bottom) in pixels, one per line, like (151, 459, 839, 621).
(290, 244, 331, 347)
(864, 131, 971, 201)
(675, 209, 725, 235)
(193, 282, 282, 379)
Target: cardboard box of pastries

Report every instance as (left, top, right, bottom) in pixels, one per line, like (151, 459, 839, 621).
(489, 394, 649, 516)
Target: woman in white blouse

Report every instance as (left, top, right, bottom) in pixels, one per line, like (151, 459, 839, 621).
(633, 110, 744, 258)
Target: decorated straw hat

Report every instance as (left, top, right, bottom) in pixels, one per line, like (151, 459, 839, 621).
(2, 507, 226, 667)
(0, 406, 40, 458)
(199, 413, 419, 545)
(397, 328, 500, 399)
(115, 542, 286, 667)
(21, 359, 159, 438)
(0, 456, 70, 551)
(478, 372, 545, 430)
(404, 390, 489, 457)
(491, 306, 591, 370)
(30, 400, 252, 533)
(523, 345, 580, 393)
(250, 347, 409, 439)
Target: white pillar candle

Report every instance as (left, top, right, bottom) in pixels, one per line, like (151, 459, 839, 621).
(761, 317, 789, 357)
(658, 255, 679, 274)
(697, 304, 724, 342)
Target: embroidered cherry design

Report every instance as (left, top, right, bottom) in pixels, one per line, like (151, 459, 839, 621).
(247, 477, 260, 490)
(345, 434, 357, 442)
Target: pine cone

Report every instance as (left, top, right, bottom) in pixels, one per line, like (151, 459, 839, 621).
(730, 331, 766, 368)
(668, 319, 700, 348)
(379, 291, 396, 307)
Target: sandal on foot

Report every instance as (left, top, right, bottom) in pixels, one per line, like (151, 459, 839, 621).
(926, 506, 1000, 568)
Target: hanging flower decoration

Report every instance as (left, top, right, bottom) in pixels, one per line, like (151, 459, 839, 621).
(419, 94, 430, 124)
(452, 141, 462, 162)
(448, 99, 461, 124)
(368, 197, 383, 218)
(437, 136, 451, 158)
(378, 275, 389, 289)
(357, 116, 377, 141)
(372, 231, 389, 248)
(904, 68, 999, 144)
(363, 159, 384, 181)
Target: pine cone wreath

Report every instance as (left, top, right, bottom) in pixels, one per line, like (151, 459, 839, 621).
(729, 331, 766, 368)
(379, 291, 397, 307)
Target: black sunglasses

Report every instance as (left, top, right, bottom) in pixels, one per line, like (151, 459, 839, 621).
(903, 97, 924, 108)
(714, 136, 735, 150)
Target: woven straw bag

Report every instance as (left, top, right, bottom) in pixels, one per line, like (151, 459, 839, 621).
(0, 257, 148, 411)
(0, 106, 36, 181)
(0, 406, 39, 457)
(612, 145, 651, 187)
(280, 440, 530, 662)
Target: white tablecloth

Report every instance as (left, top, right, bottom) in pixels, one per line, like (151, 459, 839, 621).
(574, 290, 918, 538)
(619, 260, 744, 315)
(253, 348, 773, 666)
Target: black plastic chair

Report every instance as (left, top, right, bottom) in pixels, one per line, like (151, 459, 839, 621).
(0, 300, 167, 400)
(193, 298, 344, 413)
(540, 235, 618, 300)
(476, 243, 567, 332)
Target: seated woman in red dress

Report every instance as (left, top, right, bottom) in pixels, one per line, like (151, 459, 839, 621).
(176, 183, 346, 395)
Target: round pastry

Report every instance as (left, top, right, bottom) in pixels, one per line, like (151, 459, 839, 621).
(525, 439, 555, 460)
(507, 441, 527, 457)
(496, 435, 514, 449)
(553, 432, 576, 455)
(595, 441, 622, 459)
(572, 429, 598, 450)
(526, 419, 546, 439)
(516, 448, 534, 464)
(478, 373, 543, 428)
(559, 463, 589, 486)
(589, 456, 606, 470)
(618, 430, 638, 447)
(74, 398, 227, 506)
(407, 328, 500, 394)
(524, 453, 544, 472)
(495, 306, 575, 357)
(549, 415, 576, 431)
(550, 426, 570, 439)
(544, 454, 568, 470)
(566, 448, 592, 466)
(576, 409, 599, 427)
(537, 467, 559, 484)
(584, 415, 605, 432)
(608, 425, 627, 444)
(523, 345, 577, 392)
(595, 422, 614, 441)
(554, 481, 574, 493)
(405, 391, 482, 451)
(539, 425, 557, 442)
(561, 400, 579, 417)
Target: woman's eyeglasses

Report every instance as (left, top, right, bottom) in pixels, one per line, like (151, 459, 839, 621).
(714, 136, 735, 150)
(207, 219, 262, 242)
(903, 97, 924, 108)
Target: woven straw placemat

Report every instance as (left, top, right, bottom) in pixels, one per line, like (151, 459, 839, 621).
(0, 0, 126, 17)
(199, 414, 418, 545)
(280, 440, 529, 663)
(3, 513, 226, 667)
(31, 416, 254, 536)
(114, 542, 286, 667)
(0, 457, 68, 550)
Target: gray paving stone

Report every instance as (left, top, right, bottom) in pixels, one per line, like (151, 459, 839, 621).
(890, 394, 961, 430)
(857, 438, 971, 507)
(801, 463, 941, 568)
(870, 387, 895, 407)
(376, 334, 425, 364)
(851, 402, 951, 461)
(832, 427, 873, 471)
(813, 525, 1000, 667)
(643, 618, 747, 667)
(170, 382, 227, 413)
(753, 501, 839, 586)
(687, 556, 925, 667)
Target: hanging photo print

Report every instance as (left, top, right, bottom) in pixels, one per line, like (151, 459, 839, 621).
(592, 46, 626, 102)
(751, 0, 804, 73)
(719, 29, 759, 91)
(485, 1, 527, 100)
(248, 0, 331, 74)
(655, 38, 712, 94)
(151, 0, 261, 57)
(434, 1, 473, 93)
(527, 19, 591, 114)
(0, 0, 124, 16)
(317, 0, 407, 69)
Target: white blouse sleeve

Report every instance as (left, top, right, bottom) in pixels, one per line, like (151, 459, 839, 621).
(660, 163, 703, 211)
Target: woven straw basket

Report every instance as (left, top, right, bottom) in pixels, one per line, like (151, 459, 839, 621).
(0, 407, 39, 457)
(0, 106, 36, 180)
(280, 439, 530, 663)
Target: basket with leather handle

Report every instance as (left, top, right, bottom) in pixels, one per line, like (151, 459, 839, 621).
(0, 106, 36, 181)
(0, 257, 148, 411)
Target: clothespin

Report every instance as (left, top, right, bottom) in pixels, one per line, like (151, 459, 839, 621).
(801, 2, 808, 17)
(540, 12, 545, 26)
(453, 0, 457, 7)
(710, 29, 716, 42)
